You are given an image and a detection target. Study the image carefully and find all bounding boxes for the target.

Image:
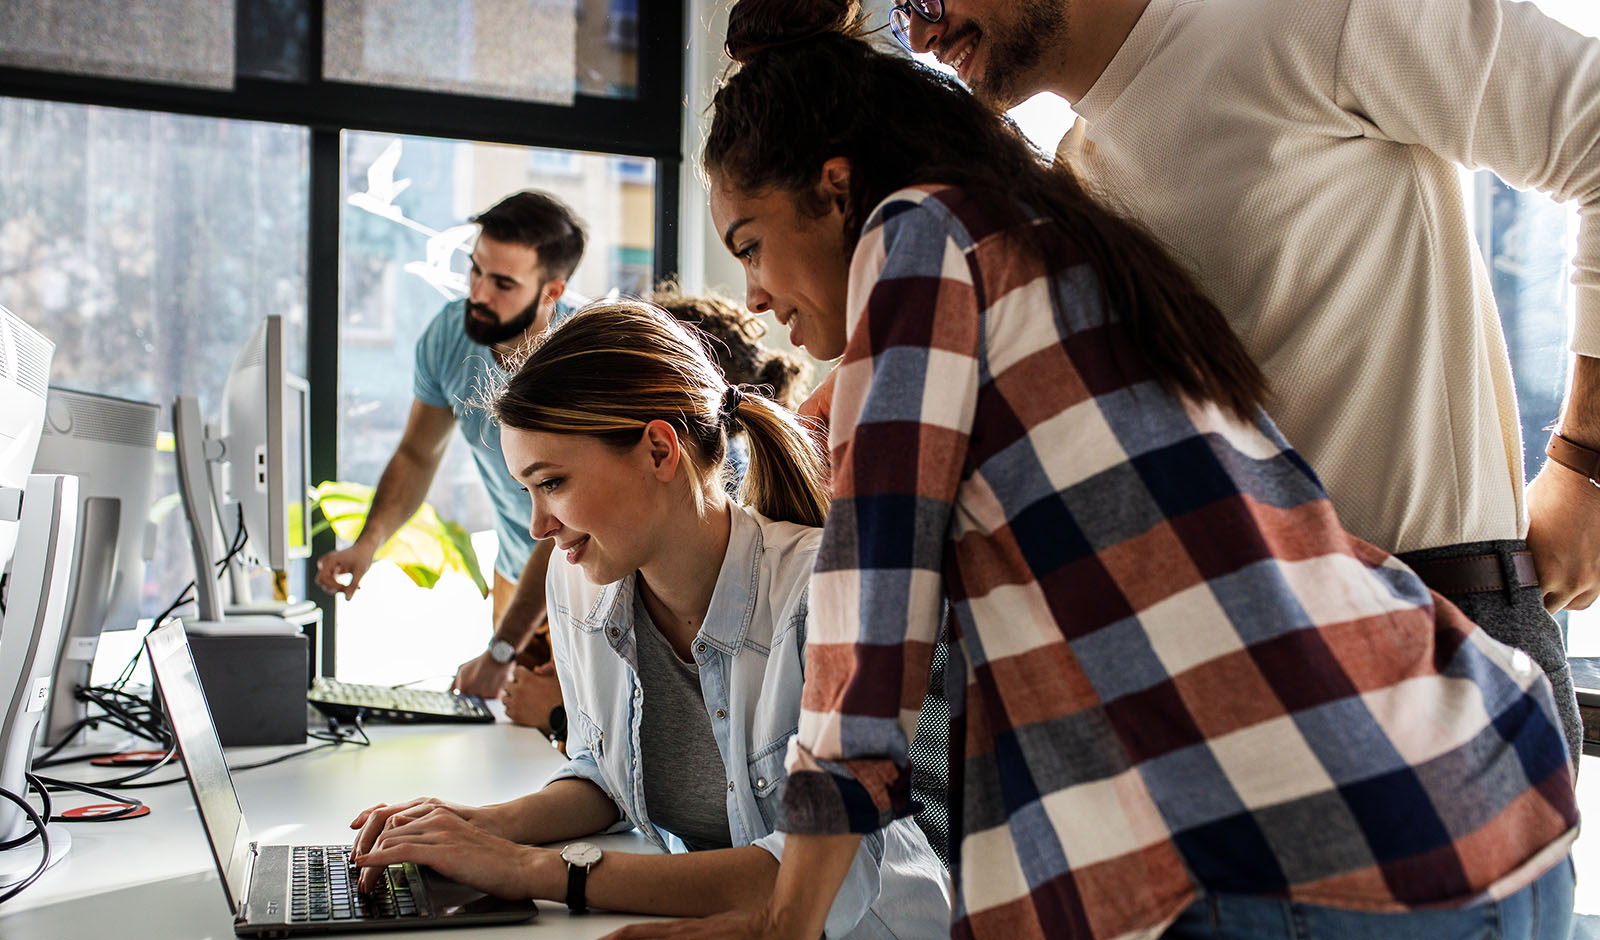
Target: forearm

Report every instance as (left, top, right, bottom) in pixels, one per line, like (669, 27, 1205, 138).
(356, 450, 439, 551)
(574, 846, 780, 917)
(1556, 354, 1600, 447)
(489, 777, 621, 845)
(494, 539, 554, 646)
(766, 834, 863, 939)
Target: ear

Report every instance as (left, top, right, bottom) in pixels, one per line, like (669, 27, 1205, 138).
(640, 420, 682, 483)
(539, 277, 567, 308)
(815, 157, 852, 213)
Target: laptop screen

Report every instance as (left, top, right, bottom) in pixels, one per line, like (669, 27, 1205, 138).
(145, 621, 255, 915)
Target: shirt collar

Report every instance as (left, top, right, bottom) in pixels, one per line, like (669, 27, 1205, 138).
(587, 504, 764, 656)
(696, 504, 763, 654)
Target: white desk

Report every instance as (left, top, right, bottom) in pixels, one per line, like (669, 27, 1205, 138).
(0, 712, 666, 939)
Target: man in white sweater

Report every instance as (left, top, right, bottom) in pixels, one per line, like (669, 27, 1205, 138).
(901, 0, 1600, 764)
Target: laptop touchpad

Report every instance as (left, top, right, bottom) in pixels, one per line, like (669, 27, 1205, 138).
(420, 867, 539, 918)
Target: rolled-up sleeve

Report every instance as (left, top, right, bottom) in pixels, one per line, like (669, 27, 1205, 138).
(542, 747, 634, 835)
(781, 193, 981, 836)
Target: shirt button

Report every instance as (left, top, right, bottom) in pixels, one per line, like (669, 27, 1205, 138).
(609, 627, 620, 639)
(715, 709, 726, 720)
(727, 781, 735, 791)
(756, 777, 767, 789)
(696, 642, 706, 653)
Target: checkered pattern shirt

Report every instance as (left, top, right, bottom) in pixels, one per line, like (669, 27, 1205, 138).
(780, 185, 1578, 939)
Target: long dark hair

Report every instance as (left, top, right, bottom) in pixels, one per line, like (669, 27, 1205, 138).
(492, 302, 830, 528)
(650, 286, 811, 410)
(706, 0, 1266, 418)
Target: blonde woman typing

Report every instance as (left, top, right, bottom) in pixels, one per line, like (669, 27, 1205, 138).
(348, 303, 949, 937)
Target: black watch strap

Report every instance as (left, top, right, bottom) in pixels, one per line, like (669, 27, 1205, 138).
(548, 704, 568, 742)
(565, 859, 589, 914)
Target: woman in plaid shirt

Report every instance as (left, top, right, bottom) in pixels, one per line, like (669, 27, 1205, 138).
(613, 3, 1578, 939)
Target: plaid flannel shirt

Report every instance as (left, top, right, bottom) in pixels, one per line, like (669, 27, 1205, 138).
(781, 185, 1578, 939)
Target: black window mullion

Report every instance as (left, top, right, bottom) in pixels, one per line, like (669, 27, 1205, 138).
(305, 126, 341, 674)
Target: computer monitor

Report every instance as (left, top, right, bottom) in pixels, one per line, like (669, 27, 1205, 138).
(173, 315, 311, 623)
(221, 316, 311, 573)
(31, 388, 161, 748)
(0, 307, 79, 859)
(0, 307, 52, 572)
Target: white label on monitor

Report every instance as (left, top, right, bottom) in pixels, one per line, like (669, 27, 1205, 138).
(67, 635, 100, 661)
(26, 677, 50, 713)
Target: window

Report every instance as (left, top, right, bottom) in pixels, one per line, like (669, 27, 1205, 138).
(324, 0, 640, 101)
(0, 0, 685, 683)
(0, 96, 309, 637)
(335, 130, 655, 683)
(0, 0, 236, 89)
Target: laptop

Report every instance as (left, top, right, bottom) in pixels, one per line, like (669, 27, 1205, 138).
(144, 621, 538, 936)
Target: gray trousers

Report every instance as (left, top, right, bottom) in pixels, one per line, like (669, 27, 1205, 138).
(1398, 539, 1581, 771)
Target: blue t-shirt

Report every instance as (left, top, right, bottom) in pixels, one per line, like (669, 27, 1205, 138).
(412, 299, 571, 580)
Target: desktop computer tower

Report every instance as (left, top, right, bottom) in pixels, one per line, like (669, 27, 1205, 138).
(186, 631, 307, 747)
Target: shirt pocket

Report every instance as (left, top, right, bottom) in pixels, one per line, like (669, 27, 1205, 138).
(568, 703, 605, 759)
(746, 732, 794, 831)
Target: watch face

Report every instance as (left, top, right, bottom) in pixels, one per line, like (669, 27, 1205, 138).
(490, 639, 516, 664)
(562, 842, 602, 867)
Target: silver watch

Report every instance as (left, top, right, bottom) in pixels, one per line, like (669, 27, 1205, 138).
(488, 638, 517, 665)
(560, 842, 602, 913)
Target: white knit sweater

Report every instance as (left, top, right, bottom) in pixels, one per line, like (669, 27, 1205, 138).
(1059, 0, 1600, 553)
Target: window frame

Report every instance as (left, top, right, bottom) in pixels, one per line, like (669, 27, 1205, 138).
(0, 1, 685, 670)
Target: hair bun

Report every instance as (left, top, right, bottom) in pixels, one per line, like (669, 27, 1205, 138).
(724, 0, 867, 63)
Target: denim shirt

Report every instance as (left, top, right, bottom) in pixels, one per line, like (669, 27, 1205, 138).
(545, 505, 950, 939)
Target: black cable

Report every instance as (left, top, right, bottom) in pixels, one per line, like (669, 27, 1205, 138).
(0, 777, 51, 903)
(0, 775, 50, 852)
(33, 775, 144, 823)
(43, 718, 368, 791)
(112, 504, 247, 693)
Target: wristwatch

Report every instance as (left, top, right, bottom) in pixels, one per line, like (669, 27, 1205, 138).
(560, 842, 602, 914)
(547, 704, 568, 743)
(488, 637, 517, 665)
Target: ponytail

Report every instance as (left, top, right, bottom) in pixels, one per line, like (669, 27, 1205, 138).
(724, 389, 829, 528)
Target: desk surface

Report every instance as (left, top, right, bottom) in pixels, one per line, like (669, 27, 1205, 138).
(0, 709, 666, 939)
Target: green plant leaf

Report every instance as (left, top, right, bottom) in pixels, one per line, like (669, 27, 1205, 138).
(309, 481, 490, 598)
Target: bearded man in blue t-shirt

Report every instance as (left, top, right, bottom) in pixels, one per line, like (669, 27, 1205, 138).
(315, 190, 585, 738)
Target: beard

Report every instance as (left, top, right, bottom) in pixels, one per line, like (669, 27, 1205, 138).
(970, 1, 1068, 109)
(463, 295, 544, 347)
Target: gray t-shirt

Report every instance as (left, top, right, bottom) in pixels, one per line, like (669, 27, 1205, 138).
(633, 590, 733, 852)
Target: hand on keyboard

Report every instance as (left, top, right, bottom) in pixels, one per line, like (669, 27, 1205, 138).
(350, 802, 551, 901)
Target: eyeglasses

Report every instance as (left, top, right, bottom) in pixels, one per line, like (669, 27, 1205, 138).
(889, 0, 944, 51)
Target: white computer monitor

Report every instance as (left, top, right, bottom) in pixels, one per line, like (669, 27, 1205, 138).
(221, 316, 310, 573)
(31, 388, 161, 748)
(0, 307, 52, 572)
(0, 306, 79, 862)
(172, 315, 310, 623)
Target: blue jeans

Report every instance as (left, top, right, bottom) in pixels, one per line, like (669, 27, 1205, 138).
(1164, 858, 1574, 939)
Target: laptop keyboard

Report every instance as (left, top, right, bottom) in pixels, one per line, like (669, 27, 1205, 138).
(307, 677, 494, 724)
(289, 845, 425, 922)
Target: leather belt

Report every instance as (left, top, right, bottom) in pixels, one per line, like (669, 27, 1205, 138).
(1405, 551, 1539, 595)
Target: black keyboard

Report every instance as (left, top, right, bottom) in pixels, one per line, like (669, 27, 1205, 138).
(289, 845, 425, 922)
(307, 678, 494, 724)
